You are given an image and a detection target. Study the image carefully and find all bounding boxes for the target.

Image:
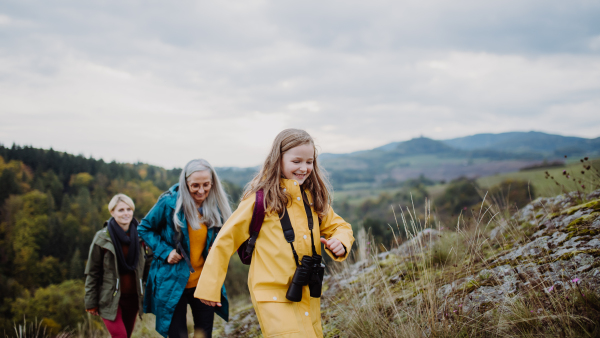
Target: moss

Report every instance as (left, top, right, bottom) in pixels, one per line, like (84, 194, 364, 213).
(521, 222, 537, 236)
(444, 279, 482, 298)
(562, 199, 600, 215)
(521, 221, 534, 228)
(547, 212, 560, 219)
(567, 228, 599, 240)
(478, 271, 491, 280)
(324, 327, 342, 338)
(479, 278, 501, 287)
(553, 249, 600, 261)
(567, 212, 599, 228)
(563, 211, 600, 240)
(464, 280, 480, 292)
(378, 256, 398, 267)
(487, 258, 521, 269)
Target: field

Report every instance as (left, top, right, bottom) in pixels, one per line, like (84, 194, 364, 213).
(477, 158, 600, 197)
(332, 158, 600, 207)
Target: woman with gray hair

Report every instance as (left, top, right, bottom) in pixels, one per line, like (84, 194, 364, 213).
(138, 159, 231, 338)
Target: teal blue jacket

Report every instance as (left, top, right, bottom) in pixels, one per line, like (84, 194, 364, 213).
(138, 184, 228, 337)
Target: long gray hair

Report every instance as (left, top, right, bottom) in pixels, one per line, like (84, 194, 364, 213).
(173, 159, 232, 230)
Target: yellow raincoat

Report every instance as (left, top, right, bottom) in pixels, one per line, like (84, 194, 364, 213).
(195, 178, 354, 337)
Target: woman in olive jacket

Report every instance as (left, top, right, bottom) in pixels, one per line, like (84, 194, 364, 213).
(84, 194, 150, 338)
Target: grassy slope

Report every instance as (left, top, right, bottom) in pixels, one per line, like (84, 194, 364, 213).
(477, 158, 600, 197)
(333, 158, 600, 208)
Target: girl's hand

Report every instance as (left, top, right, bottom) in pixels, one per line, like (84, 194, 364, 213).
(86, 307, 99, 316)
(320, 237, 345, 257)
(200, 299, 222, 307)
(167, 249, 183, 264)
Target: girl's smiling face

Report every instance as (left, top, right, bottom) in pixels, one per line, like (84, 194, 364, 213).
(281, 143, 314, 184)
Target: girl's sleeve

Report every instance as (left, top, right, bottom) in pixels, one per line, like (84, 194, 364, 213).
(320, 206, 355, 262)
(138, 197, 174, 262)
(194, 194, 255, 302)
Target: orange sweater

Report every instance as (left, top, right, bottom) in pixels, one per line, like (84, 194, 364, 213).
(186, 222, 208, 289)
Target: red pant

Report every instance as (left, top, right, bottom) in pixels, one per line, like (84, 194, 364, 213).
(102, 294, 138, 338)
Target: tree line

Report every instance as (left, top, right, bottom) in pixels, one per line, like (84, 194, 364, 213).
(0, 145, 246, 333)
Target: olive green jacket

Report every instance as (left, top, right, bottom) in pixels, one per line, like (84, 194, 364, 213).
(84, 222, 150, 321)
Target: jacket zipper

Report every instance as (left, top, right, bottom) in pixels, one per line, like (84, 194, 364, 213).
(113, 278, 120, 296)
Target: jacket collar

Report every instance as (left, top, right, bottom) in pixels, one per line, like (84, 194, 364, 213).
(280, 178, 301, 191)
(96, 228, 115, 253)
(280, 178, 314, 204)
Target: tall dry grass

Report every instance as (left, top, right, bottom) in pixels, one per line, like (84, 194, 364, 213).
(326, 195, 600, 337)
(5, 312, 170, 338)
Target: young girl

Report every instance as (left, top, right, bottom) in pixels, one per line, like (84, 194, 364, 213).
(195, 129, 354, 338)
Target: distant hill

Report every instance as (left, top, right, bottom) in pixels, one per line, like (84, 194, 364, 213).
(442, 131, 600, 156)
(214, 167, 258, 188)
(318, 132, 599, 190)
(3, 131, 597, 193)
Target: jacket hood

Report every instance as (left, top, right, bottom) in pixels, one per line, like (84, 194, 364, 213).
(159, 183, 180, 208)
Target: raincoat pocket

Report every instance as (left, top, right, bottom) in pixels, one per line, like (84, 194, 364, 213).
(254, 289, 300, 337)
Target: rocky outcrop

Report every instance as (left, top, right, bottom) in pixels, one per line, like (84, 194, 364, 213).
(435, 190, 600, 316)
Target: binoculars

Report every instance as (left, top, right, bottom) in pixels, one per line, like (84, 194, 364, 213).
(286, 254, 325, 302)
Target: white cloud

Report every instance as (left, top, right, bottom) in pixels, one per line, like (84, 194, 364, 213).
(0, 0, 599, 168)
(590, 35, 600, 51)
(287, 101, 321, 112)
(0, 13, 11, 25)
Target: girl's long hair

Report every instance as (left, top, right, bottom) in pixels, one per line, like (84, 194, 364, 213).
(174, 159, 232, 230)
(243, 129, 332, 218)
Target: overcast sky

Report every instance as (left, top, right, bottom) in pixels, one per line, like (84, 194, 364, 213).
(1, 0, 599, 168)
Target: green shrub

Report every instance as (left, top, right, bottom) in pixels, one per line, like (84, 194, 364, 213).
(488, 179, 535, 210)
(435, 177, 482, 215)
(11, 280, 93, 334)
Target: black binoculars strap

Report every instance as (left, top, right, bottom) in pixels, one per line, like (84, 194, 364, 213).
(279, 190, 319, 267)
(301, 191, 319, 257)
(279, 209, 300, 266)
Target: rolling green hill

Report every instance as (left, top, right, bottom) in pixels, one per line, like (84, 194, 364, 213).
(442, 131, 600, 156)
(316, 132, 599, 191)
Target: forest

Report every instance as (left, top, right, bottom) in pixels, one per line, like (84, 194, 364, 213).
(0, 144, 245, 334)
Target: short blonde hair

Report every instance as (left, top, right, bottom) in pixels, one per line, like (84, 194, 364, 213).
(108, 193, 135, 212)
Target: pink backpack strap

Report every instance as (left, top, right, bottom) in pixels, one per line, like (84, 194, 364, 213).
(236, 189, 265, 265)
